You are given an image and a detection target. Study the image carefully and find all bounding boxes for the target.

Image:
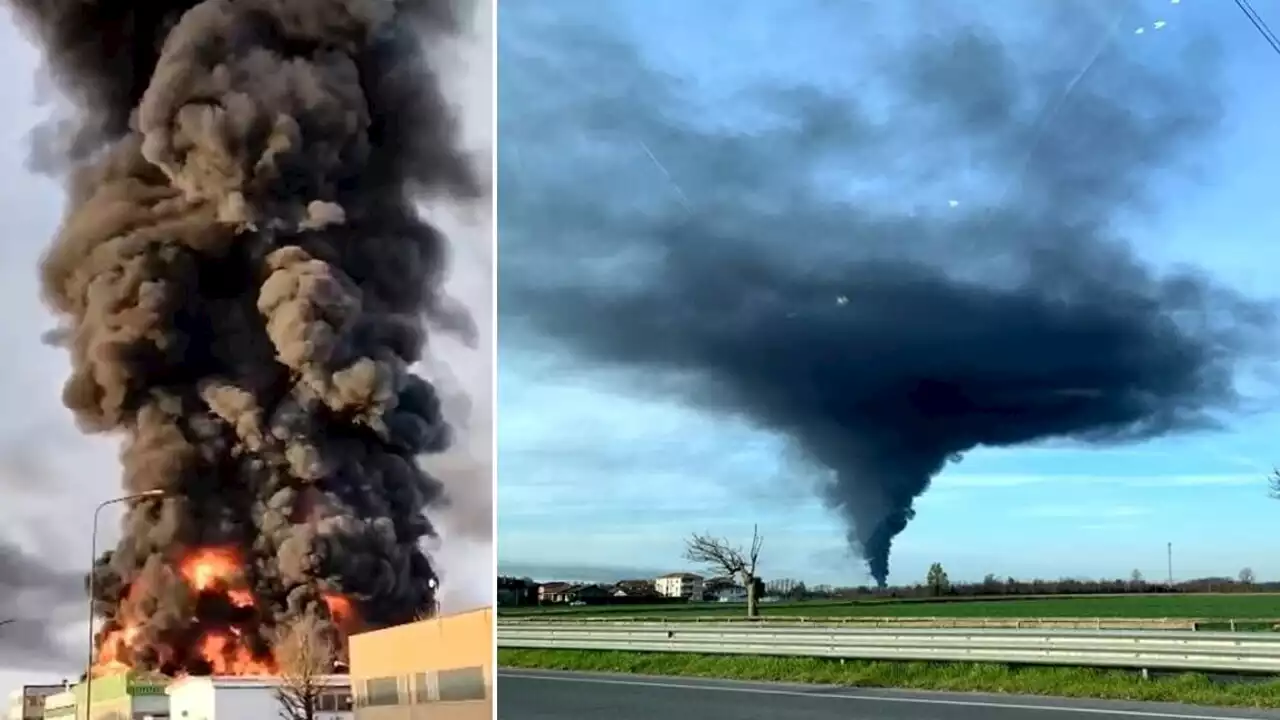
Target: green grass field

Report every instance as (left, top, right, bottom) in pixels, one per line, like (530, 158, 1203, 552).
(499, 649, 1280, 708)
(501, 594, 1280, 620)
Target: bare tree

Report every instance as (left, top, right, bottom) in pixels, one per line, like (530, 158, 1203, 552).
(275, 612, 337, 720)
(1240, 567, 1256, 585)
(1269, 469, 1280, 499)
(684, 525, 763, 618)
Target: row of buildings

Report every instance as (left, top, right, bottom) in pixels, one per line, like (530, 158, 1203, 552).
(499, 573, 758, 606)
(5, 606, 493, 720)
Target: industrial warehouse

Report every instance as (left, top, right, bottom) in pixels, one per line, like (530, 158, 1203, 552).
(2, 608, 492, 720)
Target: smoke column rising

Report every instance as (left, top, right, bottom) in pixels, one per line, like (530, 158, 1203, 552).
(9, 0, 480, 673)
(499, 3, 1274, 585)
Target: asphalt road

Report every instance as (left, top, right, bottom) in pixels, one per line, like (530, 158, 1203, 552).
(497, 669, 1280, 720)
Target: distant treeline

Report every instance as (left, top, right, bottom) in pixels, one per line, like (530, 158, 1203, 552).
(793, 575, 1280, 600)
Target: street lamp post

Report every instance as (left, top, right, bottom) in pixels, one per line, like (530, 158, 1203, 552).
(84, 490, 165, 720)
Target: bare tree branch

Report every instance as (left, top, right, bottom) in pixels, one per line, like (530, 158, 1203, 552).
(1269, 468, 1280, 499)
(684, 525, 765, 618)
(684, 533, 747, 577)
(274, 612, 337, 720)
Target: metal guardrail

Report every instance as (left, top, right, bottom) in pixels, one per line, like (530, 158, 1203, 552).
(497, 621, 1280, 673)
(500, 615, 1212, 630)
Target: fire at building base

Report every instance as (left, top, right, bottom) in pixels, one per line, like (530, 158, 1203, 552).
(6, 608, 492, 720)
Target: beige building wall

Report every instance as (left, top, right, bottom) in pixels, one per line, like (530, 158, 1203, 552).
(348, 608, 492, 720)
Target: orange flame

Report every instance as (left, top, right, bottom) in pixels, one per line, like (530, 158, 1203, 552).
(198, 631, 275, 675)
(322, 594, 353, 624)
(90, 546, 355, 677)
(180, 548, 244, 593)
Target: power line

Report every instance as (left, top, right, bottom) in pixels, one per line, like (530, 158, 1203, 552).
(1233, 0, 1280, 56)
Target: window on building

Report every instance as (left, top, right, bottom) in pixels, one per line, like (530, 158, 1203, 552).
(437, 667, 487, 702)
(362, 677, 401, 707)
(333, 691, 352, 711)
(411, 672, 436, 704)
(317, 693, 336, 712)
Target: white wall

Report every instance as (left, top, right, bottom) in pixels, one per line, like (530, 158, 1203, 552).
(167, 677, 352, 720)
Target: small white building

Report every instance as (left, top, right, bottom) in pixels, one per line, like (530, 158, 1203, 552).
(654, 572, 704, 600)
(6, 685, 64, 720)
(715, 586, 748, 602)
(165, 675, 352, 720)
(39, 689, 82, 720)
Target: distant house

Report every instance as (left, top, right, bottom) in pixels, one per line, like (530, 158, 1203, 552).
(655, 572, 705, 600)
(563, 584, 613, 605)
(539, 582, 613, 605)
(613, 579, 659, 598)
(709, 583, 747, 602)
(539, 582, 575, 604)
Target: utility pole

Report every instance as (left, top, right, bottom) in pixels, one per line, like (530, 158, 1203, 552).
(1167, 542, 1173, 586)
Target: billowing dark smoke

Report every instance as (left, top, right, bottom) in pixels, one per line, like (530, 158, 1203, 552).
(0, 536, 81, 668)
(8, 0, 479, 674)
(499, 4, 1273, 585)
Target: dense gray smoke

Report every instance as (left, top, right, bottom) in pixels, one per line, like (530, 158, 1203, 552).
(499, 4, 1273, 585)
(8, 0, 480, 674)
(0, 537, 80, 668)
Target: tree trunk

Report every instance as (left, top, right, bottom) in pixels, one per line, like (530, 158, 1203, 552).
(745, 574, 759, 618)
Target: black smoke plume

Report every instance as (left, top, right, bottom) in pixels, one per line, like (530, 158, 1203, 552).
(8, 0, 480, 673)
(499, 4, 1273, 585)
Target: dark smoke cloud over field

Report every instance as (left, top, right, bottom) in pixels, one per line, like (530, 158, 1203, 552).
(500, 4, 1274, 585)
(9, 0, 481, 673)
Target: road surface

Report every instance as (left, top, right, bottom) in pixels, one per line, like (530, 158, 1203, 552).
(498, 669, 1280, 720)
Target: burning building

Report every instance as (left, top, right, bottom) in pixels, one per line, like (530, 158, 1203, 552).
(8, 0, 481, 678)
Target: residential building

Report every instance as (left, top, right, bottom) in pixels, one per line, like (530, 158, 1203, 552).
(562, 584, 612, 604)
(7, 685, 63, 720)
(655, 573, 704, 600)
(41, 672, 169, 720)
(347, 606, 491, 720)
(611, 580, 658, 598)
(537, 582, 573, 604)
(712, 585, 747, 602)
(165, 675, 352, 720)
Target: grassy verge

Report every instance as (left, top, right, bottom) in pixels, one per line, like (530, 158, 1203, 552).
(499, 649, 1280, 708)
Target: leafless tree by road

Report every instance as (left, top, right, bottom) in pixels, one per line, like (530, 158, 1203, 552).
(684, 525, 763, 618)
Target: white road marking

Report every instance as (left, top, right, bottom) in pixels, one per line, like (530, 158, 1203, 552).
(499, 671, 1272, 720)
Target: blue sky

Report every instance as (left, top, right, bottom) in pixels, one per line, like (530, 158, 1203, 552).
(497, 0, 1280, 587)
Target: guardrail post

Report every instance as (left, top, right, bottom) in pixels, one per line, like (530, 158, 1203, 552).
(1140, 668, 1150, 681)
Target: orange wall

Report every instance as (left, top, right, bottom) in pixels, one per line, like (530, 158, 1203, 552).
(348, 608, 493, 679)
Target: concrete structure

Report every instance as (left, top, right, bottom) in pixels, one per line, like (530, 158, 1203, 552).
(6, 685, 65, 720)
(165, 675, 351, 720)
(348, 607, 492, 720)
(713, 586, 748, 602)
(655, 572, 704, 600)
(41, 673, 168, 720)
